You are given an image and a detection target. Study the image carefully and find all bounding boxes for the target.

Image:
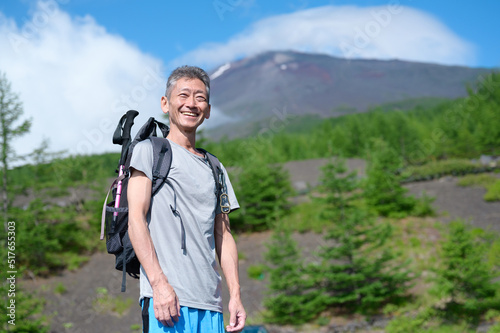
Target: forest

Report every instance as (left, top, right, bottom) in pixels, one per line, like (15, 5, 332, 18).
(1, 72, 500, 332)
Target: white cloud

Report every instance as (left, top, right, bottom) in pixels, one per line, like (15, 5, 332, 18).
(0, 1, 167, 160)
(176, 4, 475, 69)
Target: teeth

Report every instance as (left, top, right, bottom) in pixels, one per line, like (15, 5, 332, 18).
(181, 112, 197, 116)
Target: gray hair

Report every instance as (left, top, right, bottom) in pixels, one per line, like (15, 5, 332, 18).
(165, 66, 211, 103)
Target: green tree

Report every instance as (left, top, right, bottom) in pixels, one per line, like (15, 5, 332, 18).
(0, 72, 31, 226)
(363, 138, 417, 217)
(475, 103, 500, 155)
(314, 157, 413, 313)
(264, 228, 324, 324)
(316, 157, 358, 222)
(470, 73, 500, 155)
(230, 155, 294, 231)
(343, 115, 366, 156)
(432, 221, 500, 322)
(318, 210, 412, 313)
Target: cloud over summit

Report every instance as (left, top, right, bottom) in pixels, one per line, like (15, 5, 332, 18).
(177, 5, 475, 70)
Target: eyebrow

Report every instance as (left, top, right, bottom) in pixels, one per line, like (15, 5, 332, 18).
(179, 87, 207, 95)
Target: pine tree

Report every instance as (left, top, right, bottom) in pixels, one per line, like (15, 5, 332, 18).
(363, 138, 416, 217)
(264, 228, 325, 324)
(433, 221, 500, 321)
(315, 157, 413, 313)
(317, 158, 358, 222)
(318, 209, 412, 312)
(230, 155, 294, 231)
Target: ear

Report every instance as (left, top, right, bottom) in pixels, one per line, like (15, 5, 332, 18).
(161, 96, 169, 114)
(204, 104, 211, 119)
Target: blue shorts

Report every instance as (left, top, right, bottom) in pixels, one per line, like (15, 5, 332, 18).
(141, 298, 224, 333)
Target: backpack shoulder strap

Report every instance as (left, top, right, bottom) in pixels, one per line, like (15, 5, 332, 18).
(197, 148, 231, 214)
(149, 136, 172, 196)
(199, 149, 221, 178)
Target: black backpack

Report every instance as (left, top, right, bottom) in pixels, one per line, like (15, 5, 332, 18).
(100, 110, 230, 292)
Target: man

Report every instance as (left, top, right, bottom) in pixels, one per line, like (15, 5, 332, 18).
(128, 65, 246, 333)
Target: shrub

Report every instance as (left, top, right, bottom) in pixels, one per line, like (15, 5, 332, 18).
(0, 253, 48, 332)
(485, 180, 500, 202)
(457, 174, 497, 187)
(402, 159, 493, 182)
(412, 191, 436, 217)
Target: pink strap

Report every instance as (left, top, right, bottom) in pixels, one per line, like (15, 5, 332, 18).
(100, 174, 126, 240)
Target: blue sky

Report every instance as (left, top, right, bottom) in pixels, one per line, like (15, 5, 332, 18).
(0, 0, 499, 158)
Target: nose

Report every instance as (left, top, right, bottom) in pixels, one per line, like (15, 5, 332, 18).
(184, 95, 196, 107)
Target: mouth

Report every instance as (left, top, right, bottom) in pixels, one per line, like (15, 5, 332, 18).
(180, 111, 199, 117)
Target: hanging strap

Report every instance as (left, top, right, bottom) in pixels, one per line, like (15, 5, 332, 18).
(122, 254, 127, 292)
(164, 179, 186, 252)
(198, 148, 231, 214)
(100, 174, 126, 240)
(170, 205, 186, 252)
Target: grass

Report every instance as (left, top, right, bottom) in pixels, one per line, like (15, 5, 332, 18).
(485, 180, 500, 202)
(387, 216, 443, 300)
(93, 287, 134, 317)
(456, 173, 500, 202)
(130, 323, 142, 332)
(57, 253, 90, 271)
(282, 200, 326, 233)
(62, 322, 74, 329)
(241, 311, 266, 327)
(247, 264, 267, 280)
(238, 251, 247, 261)
(53, 282, 67, 295)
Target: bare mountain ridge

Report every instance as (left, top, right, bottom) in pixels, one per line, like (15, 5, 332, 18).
(207, 51, 493, 137)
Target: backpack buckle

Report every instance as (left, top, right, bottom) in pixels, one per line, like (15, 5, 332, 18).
(220, 193, 230, 214)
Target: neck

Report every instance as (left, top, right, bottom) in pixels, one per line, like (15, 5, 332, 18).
(167, 126, 201, 156)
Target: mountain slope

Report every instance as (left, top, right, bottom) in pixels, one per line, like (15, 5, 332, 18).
(207, 51, 493, 138)
(23, 161, 500, 333)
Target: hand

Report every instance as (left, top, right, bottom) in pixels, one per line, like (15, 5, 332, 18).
(152, 277, 181, 327)
(226, 297, 246, 332)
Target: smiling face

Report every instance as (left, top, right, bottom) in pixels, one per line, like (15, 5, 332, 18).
(161, 77, 211, 134)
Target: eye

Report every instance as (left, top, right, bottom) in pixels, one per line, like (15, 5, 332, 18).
(196, 95, 206, 102)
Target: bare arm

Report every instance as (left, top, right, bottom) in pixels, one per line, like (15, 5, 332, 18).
(128, 169, 180, 327)
(215, 213, 246, 332)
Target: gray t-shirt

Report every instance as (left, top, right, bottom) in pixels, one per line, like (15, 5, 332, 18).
(130, 139, 239, 313)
